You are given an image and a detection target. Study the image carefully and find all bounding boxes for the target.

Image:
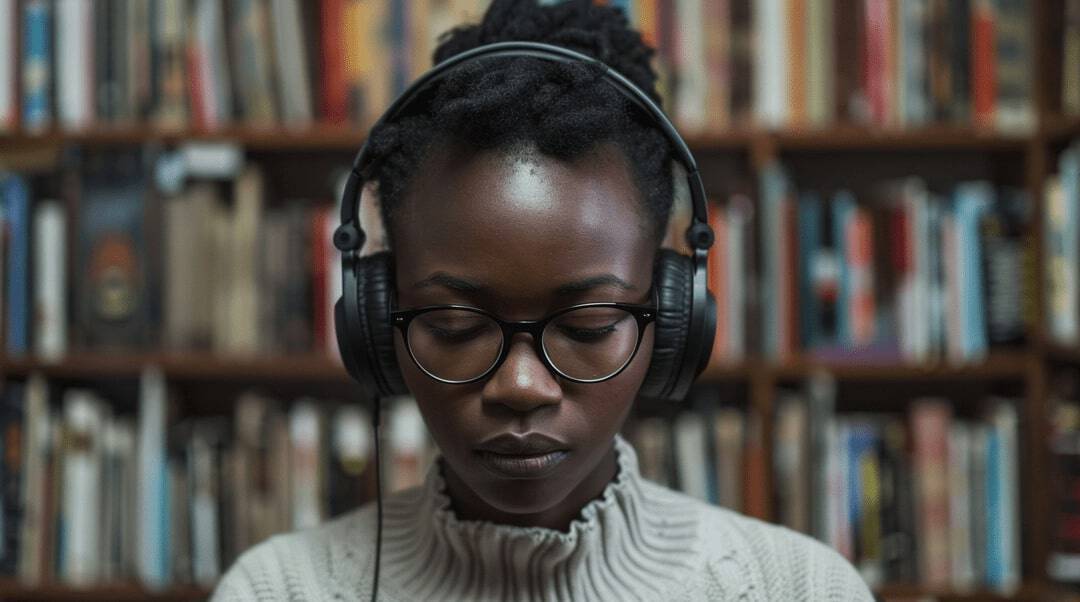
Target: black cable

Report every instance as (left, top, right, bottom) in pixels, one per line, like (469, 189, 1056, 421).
(371, 399, 383, 602)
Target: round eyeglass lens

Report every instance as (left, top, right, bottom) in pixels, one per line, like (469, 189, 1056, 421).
(543, 306, 640, 381)
(406, 308, 503, 382)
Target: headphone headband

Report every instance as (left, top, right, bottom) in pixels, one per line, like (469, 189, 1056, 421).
(334, 40, 716, 403)
(334, 41, 713, 255)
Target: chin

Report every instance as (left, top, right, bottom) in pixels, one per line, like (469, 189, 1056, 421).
(471, 473, 574, 515)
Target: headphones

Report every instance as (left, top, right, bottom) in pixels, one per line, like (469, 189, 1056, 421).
(333, 41, 717, 405)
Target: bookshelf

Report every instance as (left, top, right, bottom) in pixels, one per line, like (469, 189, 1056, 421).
(2, 0, 1080, 601)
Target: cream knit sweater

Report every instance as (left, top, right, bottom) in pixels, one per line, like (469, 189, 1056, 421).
(212, 435, 874, 601)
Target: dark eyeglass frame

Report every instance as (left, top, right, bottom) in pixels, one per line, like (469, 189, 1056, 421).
(389, 298, 657, 385)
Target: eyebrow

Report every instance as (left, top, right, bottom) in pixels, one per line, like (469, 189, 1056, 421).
(412, 272, 638, 295)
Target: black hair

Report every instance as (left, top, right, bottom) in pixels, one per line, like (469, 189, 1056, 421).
(360, 0, 674, 245)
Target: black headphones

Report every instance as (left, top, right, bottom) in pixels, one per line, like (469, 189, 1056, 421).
(332, 41, 717, 405)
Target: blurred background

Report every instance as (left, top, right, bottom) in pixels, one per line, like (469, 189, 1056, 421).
(0, 0, 1077, 600)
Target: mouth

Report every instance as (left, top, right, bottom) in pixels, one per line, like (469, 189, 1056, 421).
(474, 432, 571, 479)
(474, 449, 570, 479)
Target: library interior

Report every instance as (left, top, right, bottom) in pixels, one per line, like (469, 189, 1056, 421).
(1, 0, 1080, 600)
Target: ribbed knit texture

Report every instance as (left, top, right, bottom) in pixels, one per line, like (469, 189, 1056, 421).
(212, 435, 875, 601)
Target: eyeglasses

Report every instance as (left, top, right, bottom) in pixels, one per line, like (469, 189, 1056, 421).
(390, 299, 657, 385)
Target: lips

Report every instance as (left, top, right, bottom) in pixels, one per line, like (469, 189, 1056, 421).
(474, 432, 570, 478)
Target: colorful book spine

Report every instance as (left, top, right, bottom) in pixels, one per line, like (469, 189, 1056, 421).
(21, 0, 51, 132)
(3, 174, 29, 357)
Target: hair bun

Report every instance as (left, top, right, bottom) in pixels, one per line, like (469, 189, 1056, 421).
(434, 0, 660, 105)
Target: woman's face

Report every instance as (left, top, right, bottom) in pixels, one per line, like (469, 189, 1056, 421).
(390, 141, 656, 528)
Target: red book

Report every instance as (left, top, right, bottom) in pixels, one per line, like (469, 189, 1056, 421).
(972, 0, 997, 127)
(320, 0, 347, 123)
(911, 399, 952, 587)
(863, 0, 890, 125)
(186, 40, 208, 130)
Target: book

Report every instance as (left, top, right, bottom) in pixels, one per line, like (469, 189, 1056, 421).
(32, 201, 67, 360)
(74, 151, 157, 351)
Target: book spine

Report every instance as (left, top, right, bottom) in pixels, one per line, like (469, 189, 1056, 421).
(21, 0, 52, 132)
(3, 175, 29, 357)
(32, 201, 67, 361)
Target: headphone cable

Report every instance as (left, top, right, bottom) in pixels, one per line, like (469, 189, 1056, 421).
(371, 399, 383, 602)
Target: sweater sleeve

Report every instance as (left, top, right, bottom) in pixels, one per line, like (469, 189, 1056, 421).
(700, 507, 876, 601)
(743, 522, 876, 601)
(210, 537, 288, 602)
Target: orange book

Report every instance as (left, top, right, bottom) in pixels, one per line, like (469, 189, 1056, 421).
(707, 203, 729, 364)
(320, 0, 348, 123)
(848, 208, 876, 346)
(972, 0, 997, 127)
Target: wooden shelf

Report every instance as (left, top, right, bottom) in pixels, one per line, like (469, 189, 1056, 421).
(875, 583, 1046, 602)
(0, 353, 350, 382)
(697, 351, 1032, 383)
(0, 123, 1038, 154)
(769, 124, 1031, 151)
(0, 124, 369, 151)
(0, 582, 210, 602)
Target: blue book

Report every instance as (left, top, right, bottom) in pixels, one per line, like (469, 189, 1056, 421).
(985, 424, 1003, 586)
(798, 193, 823, 349)
(390, 0, 409, 96)
(845, 421, 880, 551)
(21, 0, 51, 130)
(955, 182, 994, 360)
(2, 175, 29, 357)
(760, 164, 789, 358)
(832, 191, 857, 347)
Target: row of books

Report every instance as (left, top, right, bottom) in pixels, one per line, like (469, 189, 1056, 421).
(623, 403, 759, 514)
(774, 379, 1022, 592)
(634, 0, 1037, 132)
(1, 0, 327, 133)
(0, 148, 346, 358)
(0, 0, 1060, 137)
(759, 165, 1030, 362)
(1, 369, 444, 588)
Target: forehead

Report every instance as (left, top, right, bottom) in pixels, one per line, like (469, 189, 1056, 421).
(391, 143, 655, 310)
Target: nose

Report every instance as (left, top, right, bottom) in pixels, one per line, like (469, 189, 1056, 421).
(481, 333, 562, 414)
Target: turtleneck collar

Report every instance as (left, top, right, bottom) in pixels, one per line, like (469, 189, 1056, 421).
(367, 434, 704, 601)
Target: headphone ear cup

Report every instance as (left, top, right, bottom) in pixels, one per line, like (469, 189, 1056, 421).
(346, 251, 408, 398)
(640, 248, 693, 402)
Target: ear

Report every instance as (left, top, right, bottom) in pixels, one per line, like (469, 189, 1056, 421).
(359, 180, 390, 255)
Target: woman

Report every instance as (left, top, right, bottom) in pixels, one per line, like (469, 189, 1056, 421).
(213, 1, 874, 600)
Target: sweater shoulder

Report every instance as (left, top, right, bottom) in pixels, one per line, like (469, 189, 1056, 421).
(209, 497, 388, 602)
(638, 479, 876, 601)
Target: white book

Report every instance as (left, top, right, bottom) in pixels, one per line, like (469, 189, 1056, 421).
(18, 374, 49, 584)
(61, 390, 105, 586)
(673, 0, 707, 132)
(388, 398, 428, 492)
(189, 423, 221, 586)
(228, 167, 264, 354)
(674, 412, 710, 502)
(55, 0, 93, 130)
(0, 0, 16, 130)
(137, 367, 170, 588)
(753, 0, 789, 128)
(32, 201, 66, 360)
(289, 400, 324, 530)
(271, 0, 314, 125)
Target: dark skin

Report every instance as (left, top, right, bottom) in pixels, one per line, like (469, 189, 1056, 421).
(389, 139, 658, 531)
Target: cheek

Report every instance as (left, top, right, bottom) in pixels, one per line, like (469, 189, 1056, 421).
(393, 332, 478, 444)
